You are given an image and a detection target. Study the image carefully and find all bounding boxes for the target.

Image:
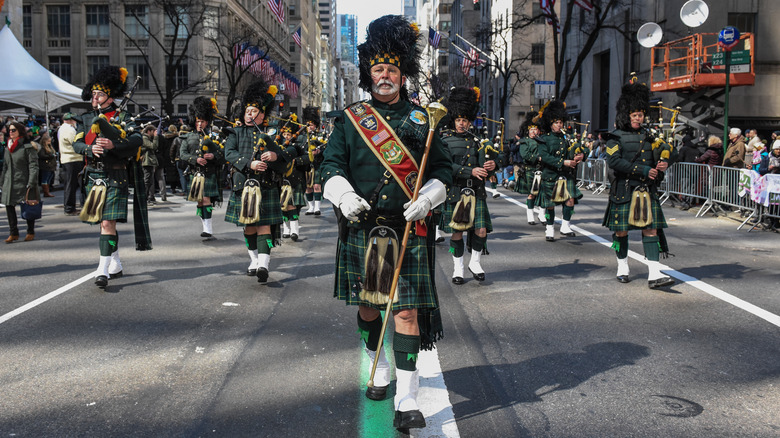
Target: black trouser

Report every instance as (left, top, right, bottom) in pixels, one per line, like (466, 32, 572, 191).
(143, 166, 156, 202)
(62, 161, 85, 213)
(6, 205, 34, 236)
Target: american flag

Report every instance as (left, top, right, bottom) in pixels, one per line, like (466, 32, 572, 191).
(428, 27, 441, 49)
(461, 47, 484, 76)
(573, 0, 594, 11)
(268, 0, 285, 25)
(292, 26, 302, 47)
(539, 0, 560, 33)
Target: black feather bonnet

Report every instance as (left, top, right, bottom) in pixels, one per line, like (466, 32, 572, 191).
(357, 15, 422, 100)
(539, 100, 567, 132)
(242, 79, 278, 114)
(615, 80, 650, 131)
(445, 87, 480, 124)
(189, 97, 217, 123)
(519, 111, 541, 137)
(81, 66, 128, 101)
(303, 106, 320, 127)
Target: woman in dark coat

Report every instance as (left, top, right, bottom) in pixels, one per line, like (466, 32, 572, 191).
(2, 121, 40, 242)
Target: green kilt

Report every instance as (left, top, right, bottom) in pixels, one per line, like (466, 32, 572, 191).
(313, 167, 323, 186)
(335, 228, 438, 311)
(290, 182, 307, 207)
(224, 186, 284, 226)
(439, 197, 493, 234)
(83, 170, 128, 224)
(602, 197, 667, 232)
(189, 172, 221, 198)
(534, 177, 582, 208)
(513, 165, 537, 195)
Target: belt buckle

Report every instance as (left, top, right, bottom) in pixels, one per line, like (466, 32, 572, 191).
(466, 179, 473, 188)
(376, 215, 387, 226)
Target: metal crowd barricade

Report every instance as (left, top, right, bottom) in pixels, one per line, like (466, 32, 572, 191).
(691, 165, 757, 229)
(658, 162, 711, 208)
(576, 158, 609, 195)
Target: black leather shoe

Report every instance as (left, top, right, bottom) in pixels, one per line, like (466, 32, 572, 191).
(95, 275, 108, 289)
(560, 231, 576, 237)
(616, 275, 630, 283)
(257, 267, 269, 284)
(305, 211, 314, 215)
(545, 236, 555, 242)
(528, 221, 536, 225)
(468, 268, 485, 282)
(282, 233, 291, 238)
(201, 232, 212, 238)
(452, 276, 464, 285)
(394, 410, 426, 430)
(648, 276, 675, 289)
(365, 385, 388, 401)
(109, 270, 123, 280)
(435, 236, 445, 243)
(291, 233, 298, 242)
(314, 210, 321, 216)
(247, 268, 257, 276)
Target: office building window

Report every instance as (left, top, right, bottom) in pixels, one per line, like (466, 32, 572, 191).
(206, 57, 219, 90)
(178, 104, 188, 114)
(174, 62, 189, 90)
(727, 13, 756, 34)
(23, 5, 32, 40)
(126, 56, 150, 90)
(125, 5, 149, 39)
(86, 5, 110, 39)
(204, 7, 219, 40)
(531, 43, 545, 65)
(165, 7, 189, 38)
(47, 5, 71, 38)
(87, 56, 110, 78)
(49, 56, 72, 82)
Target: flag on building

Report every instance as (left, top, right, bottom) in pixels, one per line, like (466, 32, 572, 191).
(268, 0, 285, 25)
(461, 47, 484, 76)
(292, 27, 302, 47)
(428, 27, 441, 49)
(539, 0, 561, 33)
(573, 0, 594, 12)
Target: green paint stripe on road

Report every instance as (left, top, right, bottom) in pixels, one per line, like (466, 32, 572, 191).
(358, 315, 398, 437)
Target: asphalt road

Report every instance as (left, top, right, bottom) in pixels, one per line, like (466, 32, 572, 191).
(1, 186, 778, 437)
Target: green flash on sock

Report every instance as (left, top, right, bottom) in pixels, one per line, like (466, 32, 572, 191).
(357, 328, 369, 343)
(266, 238, 274, 249)
(407, 353, 418, 362)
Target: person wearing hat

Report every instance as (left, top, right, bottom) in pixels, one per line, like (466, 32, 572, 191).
(513, 110, 547, 225)
(180, 97, 225, 239)
(223, 80, 288, 283)
(320, 15, 452, 430)
(301, 106, 326, 215)
(535, 100, 586, 241)
(59, 112, 83, 215)
(72, 65, 151, 289)
(439, 86, 496, 284)
(276, 112, 306, 240)
(170, 124, 191, 194)
(602, 77, 676, 289)
(768, 139, 780, 174)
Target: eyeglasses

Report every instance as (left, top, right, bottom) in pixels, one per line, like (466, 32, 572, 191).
(8, 128, 17, 132)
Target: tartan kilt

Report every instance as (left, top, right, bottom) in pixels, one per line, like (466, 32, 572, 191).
(602, 197, 668, 232)
(438, 197, 493, 234)
(83, 170, 128, 224)
(513, 165, 536, 195)
(290, 183, 307, 207)
(312, 167, 323, 186)
(534, 177, 583, 208)
(224, 186, 284, 226)
(189, 172, 221, 198)
(334, 228, 438, 311)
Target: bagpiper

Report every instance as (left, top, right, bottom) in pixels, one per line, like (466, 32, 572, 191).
(301, 106, 326, 216)
(278, 113, 306, 240)
(72, 65, 151, 289)
(320, 15, 452, 430)
(180, 96, 225, 239)
(223, 80, 289, 283)
(535, 100, 586, 241)
(439, 86, 497, 284)
(603, 77, 676, 288)
(512, 111, 547, 225)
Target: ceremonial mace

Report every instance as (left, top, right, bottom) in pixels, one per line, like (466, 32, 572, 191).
(367, 102, 448, 388)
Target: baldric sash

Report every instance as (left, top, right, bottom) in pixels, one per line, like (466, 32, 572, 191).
(345, 102, 428, 235)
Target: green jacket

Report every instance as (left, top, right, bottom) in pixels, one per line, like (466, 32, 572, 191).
(223, 125, 287, 191)
(519, 136, 542, 167)
(441, 130, 492, 201)
(321, 99, 453, 224)
(606, 129, 670, 204)
(1, 140, 39, 205)
(73, 106, 143, 170)
(179, 131, 225, 175)
(141, 134, 159, 167)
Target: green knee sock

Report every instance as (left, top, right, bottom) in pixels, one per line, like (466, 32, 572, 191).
(449, 238, 465, 257)
(283, 210, 294, 222)
(99, 234, 117, 257)
(202, 205, 213, 219)
(245, 233, 258, 250)
(313, 192, 322, 201)
(305, 192, 314, 202)
(526, 198, 534, 209)
(563, 205, 574, 221)
(393, 332, 420, 372)
(643, 235, 660, 262)
(545, 208, 554, 223)
(611, 233, 629, 259)
(257, 234, 273, 254)
(357, 312, 383, 351)
(470, 234, 486, 252)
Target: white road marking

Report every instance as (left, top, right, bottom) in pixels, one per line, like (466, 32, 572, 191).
(0, 273, 93, 326)
(492, 188, 780, 328)
(414, 348, 460, 438)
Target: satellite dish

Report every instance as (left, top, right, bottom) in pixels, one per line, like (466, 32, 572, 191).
(680, 0, 709, 28)
(637, 22, 663, 48)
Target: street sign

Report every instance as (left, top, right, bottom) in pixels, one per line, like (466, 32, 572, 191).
(535, 81, 555, 99)
(718, 26, 740, 51)
(712, 50, 749, 66)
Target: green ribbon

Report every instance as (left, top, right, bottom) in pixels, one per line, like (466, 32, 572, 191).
(266, 238, 274, 249)
(611, 241, 620, 252)
(448, 247, 455, 254)
(357, 328, 369, 343)
(244, 237, 250, 248)
(196, 207, 203, 217)
(108, 239, 117, 250)
(407, 353, 418, 362)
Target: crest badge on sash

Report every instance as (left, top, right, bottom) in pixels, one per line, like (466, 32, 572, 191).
(405, 171, 418, 193)
(409, 110, 427, 125)
(350, 103, 367, 117)
(359, 115, 378, 131)
(381, 141, 405, 165)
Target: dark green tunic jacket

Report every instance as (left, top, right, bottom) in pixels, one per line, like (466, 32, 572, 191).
(538, 131, 568, 182)
(606, 129, 674, 204)
(441, 130, 492, 201)
(223, 125, 288, 191)
(179, 131, 225, 175)
(321, 99, 453, 228)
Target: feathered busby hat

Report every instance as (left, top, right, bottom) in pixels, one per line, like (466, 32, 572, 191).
(280, 113, 299, 134)
(357, 15, 423, 100)
(189, 97, 217, 123)
(615, 77, 650, 131)
(303, 106, 320, 127)
(538, 100, 567, 132)
(81, 66, 129, 101)
(242, 79, 278, 114)
(519, 111, 540, 137)
(444, 87, 480, 125)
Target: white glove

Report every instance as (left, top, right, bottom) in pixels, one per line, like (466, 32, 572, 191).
(403, 178, 446, 222)
(323, 176, 370, 221)
(339, 192, 371, 221)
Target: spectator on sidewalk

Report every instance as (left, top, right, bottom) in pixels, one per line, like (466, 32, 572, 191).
(170, 125, 191, 195)
(722, 127, 746, 168)
(37, 132, 57, 198)
(140, 125, 159, 205)
(745, 129, 761, 162)
(59, 113, 83, 215)
(769, 141, 780, 174)
(2, 121, 39, 242)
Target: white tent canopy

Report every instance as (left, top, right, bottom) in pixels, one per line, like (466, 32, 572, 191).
(0, 25, 83, 112)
